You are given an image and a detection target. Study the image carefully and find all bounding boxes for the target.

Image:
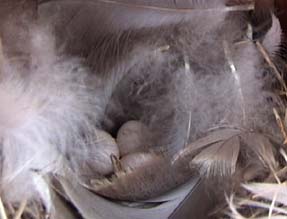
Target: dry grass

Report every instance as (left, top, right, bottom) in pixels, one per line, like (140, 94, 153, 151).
(3, 200, 47, 219)
(222, 40, 287, 219)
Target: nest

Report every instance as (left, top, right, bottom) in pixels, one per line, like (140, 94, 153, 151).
(1, 0, 287, 219)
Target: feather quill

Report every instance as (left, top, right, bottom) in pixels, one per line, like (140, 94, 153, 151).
(243, 183, 287, 206)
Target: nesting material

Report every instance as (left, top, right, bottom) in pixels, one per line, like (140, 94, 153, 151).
(0, 24, 101, 205)
(0, 0, 286, 219)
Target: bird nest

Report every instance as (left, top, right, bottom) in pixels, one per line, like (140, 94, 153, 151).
(1, 1, 287, 219)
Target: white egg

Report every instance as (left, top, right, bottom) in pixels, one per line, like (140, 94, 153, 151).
(85, 129, 120, 176)
(116, 120, 152, 156)
(120, 152, 158, 171)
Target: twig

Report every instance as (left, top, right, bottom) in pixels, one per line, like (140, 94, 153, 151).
(269, 165, 281, 185)
(280, 148, 287, 163)
(266, 166, 287, 183)
(238, 199, 287, 215)
(273, 108, 287, 145)
(268, 189, 279, 219)
(13, 200, 27, 219)
(0, 197, 8, 219)
(6, 204, 15, 215)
